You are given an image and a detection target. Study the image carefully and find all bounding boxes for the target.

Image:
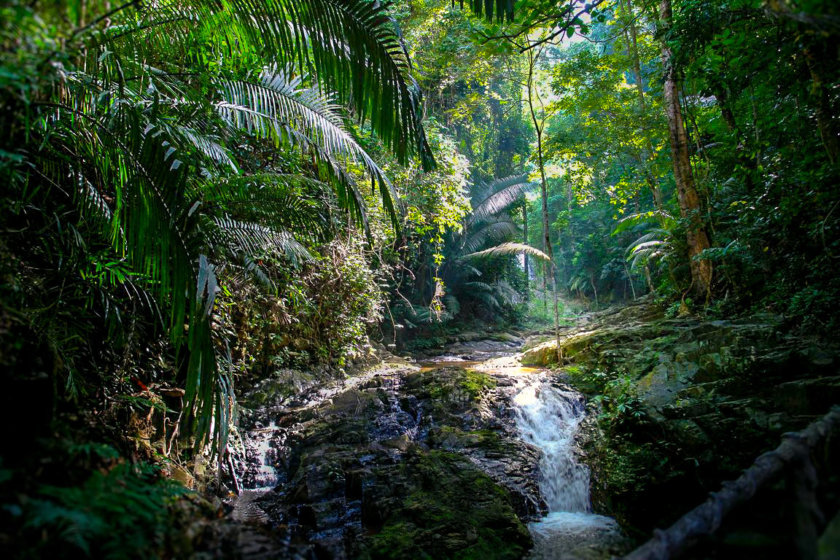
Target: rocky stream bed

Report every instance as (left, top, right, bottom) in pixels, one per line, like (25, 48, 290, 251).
(197, 336, 626, 560)
(194, 300, 840, 559)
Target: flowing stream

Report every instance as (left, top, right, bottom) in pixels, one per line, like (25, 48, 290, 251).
(233, 339, 625, 558)
(512, 377, 623, 559)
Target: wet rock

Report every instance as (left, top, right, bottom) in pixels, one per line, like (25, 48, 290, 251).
(549, 300, 840, 546)
(223, 353, 548, 559)
(360, 450, 532, 560)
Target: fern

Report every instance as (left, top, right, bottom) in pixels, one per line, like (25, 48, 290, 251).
(25, 463, 188, 559)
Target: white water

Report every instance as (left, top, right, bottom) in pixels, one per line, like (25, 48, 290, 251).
(247, 420, 280, 491)
(512, 378, 622, 559)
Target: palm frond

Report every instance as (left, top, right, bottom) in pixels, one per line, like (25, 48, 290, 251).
(612, 210, 676, 236)
(461, 219, 521, 254)
(626, 229, 672, 271)
(443, 294, 461, 317)
(474, 291, 501, 310)
(492, 279, 522, 306)
(156, 123, 238, 173)
(460, 242, 550, 261)
(216, 69, 400, 229)
(213, 0, 435, 168)
(204, 173, 335, 242)
(212, 216, 313, 266)
(464, 281, 494, 292)
(470, 174, 532, 225)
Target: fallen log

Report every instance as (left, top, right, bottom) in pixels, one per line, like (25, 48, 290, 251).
(623, 406, 840, 560)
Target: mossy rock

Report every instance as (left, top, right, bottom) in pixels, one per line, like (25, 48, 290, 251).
(361, 450, 532, 560)
(636, 358, 700, 412)
(521, 340, 558, 366)
(428, 426, 513, 454)
(403, 368, 496, 417)
(488, 332, 523, 344)
(241, 369, 318, 408)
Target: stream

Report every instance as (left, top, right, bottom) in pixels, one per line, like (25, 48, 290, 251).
(229, 338, 624, 559)
(511, 377, 622, 559)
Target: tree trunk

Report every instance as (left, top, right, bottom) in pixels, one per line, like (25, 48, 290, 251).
(527, 46, 561, 360)
(624, 262, 637, 300)
(659, 0, 712, 300)
(623, 0, 664, 210)
(522, 203, 529, 297)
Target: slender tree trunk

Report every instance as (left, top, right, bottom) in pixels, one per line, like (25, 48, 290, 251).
(522, 203, 529, 297)
(624, 262, 637, 300)
(623, 0, 664, 210)
(644, 263, 654, 293)
(527, 46, 561, 360)
(659, 0, 712, 300)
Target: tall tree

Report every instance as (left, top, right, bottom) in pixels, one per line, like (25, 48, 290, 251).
(659, 0, 713, 299)
(527, 44, 561, 356)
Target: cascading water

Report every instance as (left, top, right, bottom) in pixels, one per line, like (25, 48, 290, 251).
(513, 377, 623, 560)
(243, 420, 281, 491)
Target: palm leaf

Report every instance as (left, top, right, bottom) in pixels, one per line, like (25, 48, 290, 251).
(212, 0, 435, 168)
(460, 242, 550, 261)
(612, 210, 676, 236)
(461, 219, 521, 254)
(216, 69, 401, 230)
(469, 174, 532, 225)
(204, 173, 335, 242)
(212, 216, 313, 265)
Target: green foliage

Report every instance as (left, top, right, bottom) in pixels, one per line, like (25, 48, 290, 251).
(219, 238, 384, 374)
(439, 176, 545, 321)
(0, 0, 435, 455)
(20, 462, 187, 559)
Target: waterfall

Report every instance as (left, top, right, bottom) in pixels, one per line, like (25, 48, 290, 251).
(512, 377, 622, 560)
(513, 383, 590, 512)
(244, 421, 281, 491)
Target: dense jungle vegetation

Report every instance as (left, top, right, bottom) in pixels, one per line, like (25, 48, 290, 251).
(0, 0, 838, 558)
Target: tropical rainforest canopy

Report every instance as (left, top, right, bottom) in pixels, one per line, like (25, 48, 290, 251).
(1, 0, 838, 558)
